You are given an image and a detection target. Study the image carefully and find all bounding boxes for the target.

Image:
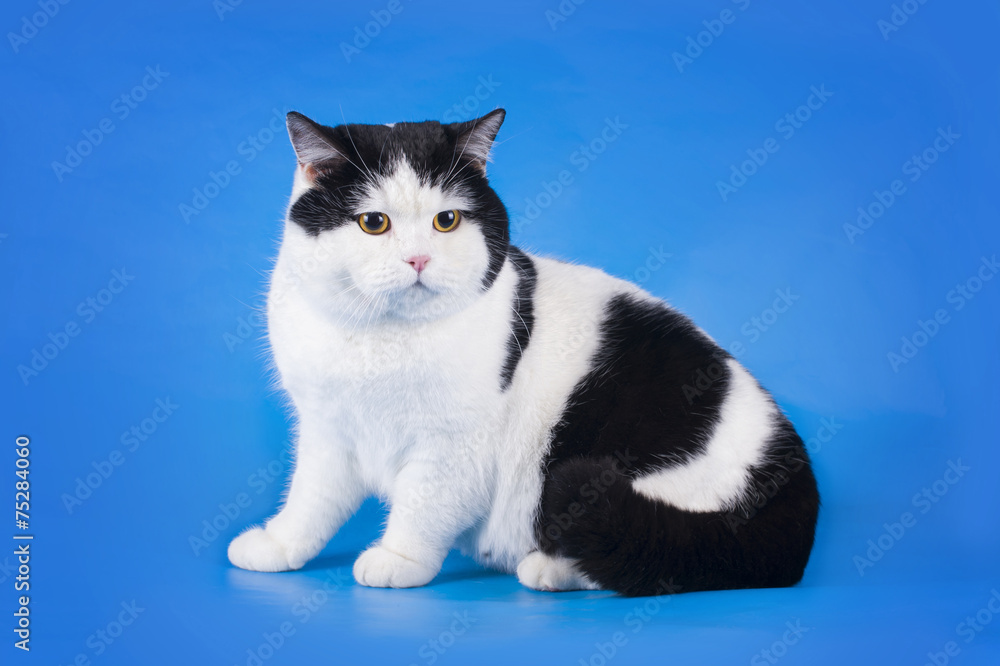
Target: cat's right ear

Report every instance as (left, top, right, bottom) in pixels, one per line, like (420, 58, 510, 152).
(286, 111, 345, 182)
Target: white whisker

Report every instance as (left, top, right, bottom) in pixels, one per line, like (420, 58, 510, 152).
(340, 105, 379, 190)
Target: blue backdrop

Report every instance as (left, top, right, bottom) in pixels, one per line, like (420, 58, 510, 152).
(3, 0, 998, 664)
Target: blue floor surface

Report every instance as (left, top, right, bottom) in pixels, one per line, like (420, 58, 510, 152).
(3, 1, 998, 664)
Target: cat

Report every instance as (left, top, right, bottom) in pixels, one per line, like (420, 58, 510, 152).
(227, 108, 819, 596)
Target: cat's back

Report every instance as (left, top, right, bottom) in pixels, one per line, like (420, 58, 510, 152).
(505, 252, 641, 408)
(521, 251, 652, 355)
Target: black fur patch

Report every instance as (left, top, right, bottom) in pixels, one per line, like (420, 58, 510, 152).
(499, 247, 537, 391)
(536, 293, 820, 596)
(545, 293, 732, 475)
(286, 115, 510, 291)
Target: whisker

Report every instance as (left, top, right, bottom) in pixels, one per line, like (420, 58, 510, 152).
(376, 124, 394, 173)
(340, 105, 379, 190)
(346, 291, 375, 338)
(363, 289, 385, 333)
(501, 318, 523, 357)
(336, 288, 369, 328)
(441, 115, 483, 187)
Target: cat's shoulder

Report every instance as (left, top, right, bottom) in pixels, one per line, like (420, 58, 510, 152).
(517, 249, 653, 306)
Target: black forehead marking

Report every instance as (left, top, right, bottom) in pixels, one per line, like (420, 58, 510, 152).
(328, 121, 475, 185)
(287, 117, 510, 288)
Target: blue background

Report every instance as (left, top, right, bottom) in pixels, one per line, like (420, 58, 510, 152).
(3, 0, 999, 664)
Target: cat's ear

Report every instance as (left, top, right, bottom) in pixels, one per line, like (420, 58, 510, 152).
(286, 111, 345, 180)
(450, 109, 505, 172)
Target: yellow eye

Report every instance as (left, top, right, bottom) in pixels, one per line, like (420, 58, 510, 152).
(358, 212, 390, 235)
(433, 209, 461, 232)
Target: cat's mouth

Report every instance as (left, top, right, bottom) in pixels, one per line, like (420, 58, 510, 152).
(409, 275, 436, 292)
(387, 278, 436, 299)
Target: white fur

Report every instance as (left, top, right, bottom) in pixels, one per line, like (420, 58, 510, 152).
(228, 157, 777, 591)
(631, 359, 774, 512)
(516, 552, 600, 592)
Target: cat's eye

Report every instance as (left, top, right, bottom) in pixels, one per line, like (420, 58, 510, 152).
(358, 212, 390, 235)
(433, 209, 461, 233)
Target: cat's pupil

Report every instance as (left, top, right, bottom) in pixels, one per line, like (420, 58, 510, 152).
(435, 210, 460, 232)
(360, 212, 388, 234)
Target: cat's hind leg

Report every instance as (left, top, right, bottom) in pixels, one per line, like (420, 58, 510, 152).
(535, 449, 818, 596)
(516, 551, 601, 592)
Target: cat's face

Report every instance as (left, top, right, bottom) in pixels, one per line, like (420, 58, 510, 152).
(280, 110, 509, 325)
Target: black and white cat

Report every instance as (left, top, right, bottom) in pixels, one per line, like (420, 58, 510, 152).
(227, 109, 819, 596)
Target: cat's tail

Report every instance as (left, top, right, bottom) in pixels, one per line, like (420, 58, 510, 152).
(535, 449, 819, 597)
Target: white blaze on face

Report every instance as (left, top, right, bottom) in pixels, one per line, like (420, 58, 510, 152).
(281, 159, 493, 326)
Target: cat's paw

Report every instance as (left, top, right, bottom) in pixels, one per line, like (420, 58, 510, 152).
(517, 551, 601, 592)
(353, 546, 438, 588)
(228, 527, 304, 572)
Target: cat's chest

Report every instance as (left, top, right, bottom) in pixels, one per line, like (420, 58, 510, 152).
(269, 290, 508, 422)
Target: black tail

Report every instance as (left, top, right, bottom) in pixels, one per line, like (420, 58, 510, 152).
(535, 445, 819, 597)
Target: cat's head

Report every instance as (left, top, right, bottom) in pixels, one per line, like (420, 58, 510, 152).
(278, 109, 509, 325)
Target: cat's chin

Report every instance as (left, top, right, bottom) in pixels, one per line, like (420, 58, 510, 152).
(391, 280, 438, 302)
(381, 283, 475, 323)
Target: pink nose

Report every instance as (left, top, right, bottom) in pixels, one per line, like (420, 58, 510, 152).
(406, 255, 431, 273)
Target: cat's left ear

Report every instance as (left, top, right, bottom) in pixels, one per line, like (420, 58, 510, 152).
(450, 109, 505, 172)
(286, 111, 346, 182)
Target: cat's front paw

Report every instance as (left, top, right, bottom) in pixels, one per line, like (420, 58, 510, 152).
(228, 527, 304, 572)
(353, 545, 438, 588)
